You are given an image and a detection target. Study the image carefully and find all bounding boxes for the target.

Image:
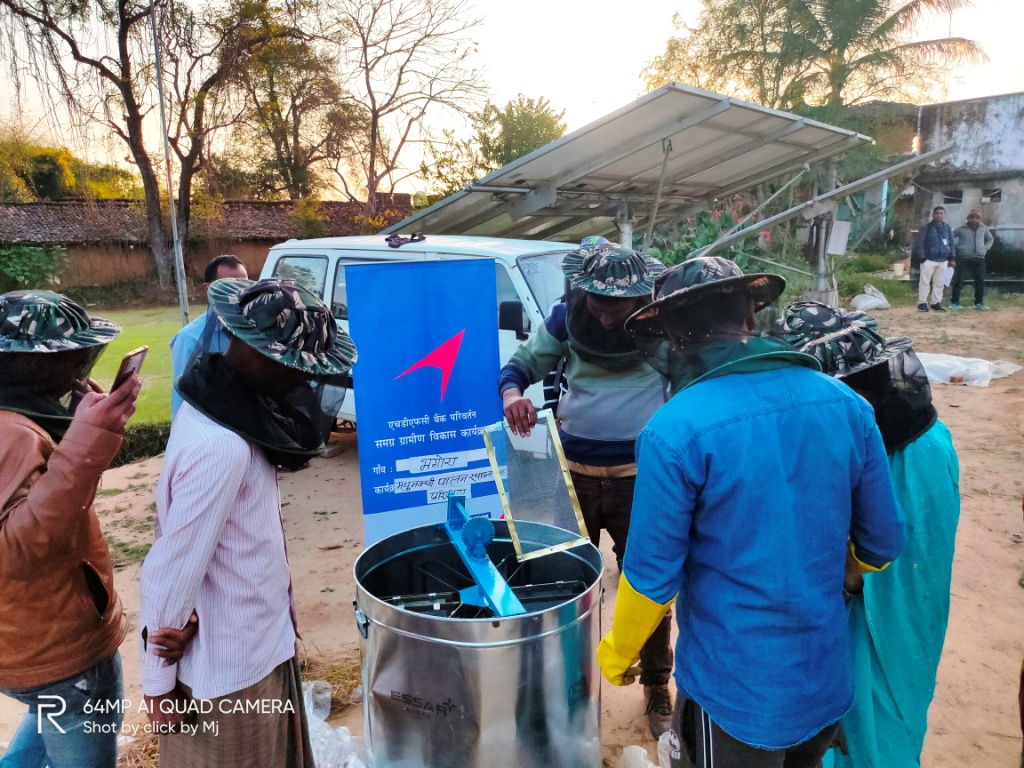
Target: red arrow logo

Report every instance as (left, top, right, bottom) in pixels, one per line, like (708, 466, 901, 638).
(395, 330, 465, 401)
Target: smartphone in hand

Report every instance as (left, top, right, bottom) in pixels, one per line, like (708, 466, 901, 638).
(112, 346, 148, 391)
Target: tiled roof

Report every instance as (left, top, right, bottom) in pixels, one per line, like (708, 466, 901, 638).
(0, 195, 414, 245)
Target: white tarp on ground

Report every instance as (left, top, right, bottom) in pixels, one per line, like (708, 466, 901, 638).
(917, 352, 1022, 387)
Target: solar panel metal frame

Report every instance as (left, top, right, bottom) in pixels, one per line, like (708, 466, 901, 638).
(386, 82, 872, 241)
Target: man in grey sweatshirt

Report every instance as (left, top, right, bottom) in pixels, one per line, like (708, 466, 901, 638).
(952, 210, 995, 310)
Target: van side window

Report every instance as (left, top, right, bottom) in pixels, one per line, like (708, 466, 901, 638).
(496, 262, 529, 332)
(332, 263, 348, 320)
(273, 255, 328, 298)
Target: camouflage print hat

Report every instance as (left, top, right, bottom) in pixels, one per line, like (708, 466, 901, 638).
(800, 326, 913, 379)
(0, 290, 120, 353)
(625, 256, 785, 338)
(208, 278, 356, 377)
(778, 301, 879, 347)
(561, 243, 666, 298)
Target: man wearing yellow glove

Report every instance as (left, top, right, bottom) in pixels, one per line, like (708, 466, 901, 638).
(598, 258, 905, 768)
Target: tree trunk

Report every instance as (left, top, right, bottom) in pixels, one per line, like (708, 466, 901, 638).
(127, 121, 173, 286)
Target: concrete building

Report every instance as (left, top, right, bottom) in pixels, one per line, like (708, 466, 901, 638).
(914, 91, 1024, 248)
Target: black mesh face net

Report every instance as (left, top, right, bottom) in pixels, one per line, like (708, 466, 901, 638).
(0, 346, 107, 417)
(177, 317, 349, 465)
(632, 292, 782, 386)
(842, 343, 936, 453)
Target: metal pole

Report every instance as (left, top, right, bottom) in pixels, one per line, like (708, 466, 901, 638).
(642, 139, 672, 252)
(687, 144, 955, 257)
(149, 1, 190, 327)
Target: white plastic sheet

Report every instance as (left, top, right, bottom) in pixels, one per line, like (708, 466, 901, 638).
(302, 680, 367, 768)
(916, 352, 1022, 387)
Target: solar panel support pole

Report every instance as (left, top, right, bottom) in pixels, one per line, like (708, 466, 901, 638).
(616, 203, 635, 248)
(642, 139, 673, 252)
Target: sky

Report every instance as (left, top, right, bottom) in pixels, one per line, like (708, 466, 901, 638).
(474, 0, 1024, 133)
(2, 0, 1023, 184)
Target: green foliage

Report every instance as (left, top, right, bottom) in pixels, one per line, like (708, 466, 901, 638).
(288, 196, 330, 238)
(987, 238, 1024, 277)
(644, 0, 986, 109)
(421, 94, 566, 199)
(642, 211, 756, 267)
(234, 37, 369, 200)
(112, 422, 172, 468)
(842, 253, 893, 273)
(0, 128, 140, 201)
(0, 245, 67, 291)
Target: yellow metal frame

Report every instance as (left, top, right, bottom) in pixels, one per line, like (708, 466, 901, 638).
(482, 409, 590, 562)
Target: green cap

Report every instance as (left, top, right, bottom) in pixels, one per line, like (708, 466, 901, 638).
(208, 278, 356, 377)
(561, 244, 665, 298)
(0, 290, 120, 353)
(625, 256, 785, 338)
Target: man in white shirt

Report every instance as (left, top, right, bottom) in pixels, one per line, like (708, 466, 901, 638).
(140, 278, 356, 767)
(169, 255, 248, 419)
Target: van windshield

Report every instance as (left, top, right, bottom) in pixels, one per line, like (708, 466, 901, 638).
(517, 251, 573, 312)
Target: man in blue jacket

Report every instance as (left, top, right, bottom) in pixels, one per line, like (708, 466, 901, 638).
(912, 206, 956, 312)
(597, 257, 905, 768)
(169, 255, 248, 419)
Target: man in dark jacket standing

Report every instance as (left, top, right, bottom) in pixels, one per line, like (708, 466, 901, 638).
(951, 210, 994, 311)
(913, 206, 956, 312)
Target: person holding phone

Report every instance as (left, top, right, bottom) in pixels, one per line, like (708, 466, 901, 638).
(0, 291, 194, 768)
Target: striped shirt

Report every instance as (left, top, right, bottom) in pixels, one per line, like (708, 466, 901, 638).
(140, 405, 297, 699)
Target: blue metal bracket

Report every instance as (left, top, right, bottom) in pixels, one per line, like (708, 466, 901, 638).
(442, 493, 526, 617)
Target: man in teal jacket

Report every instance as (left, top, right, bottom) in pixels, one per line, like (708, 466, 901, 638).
(803, 327, 960, 768)
(598, 258, 905, 767)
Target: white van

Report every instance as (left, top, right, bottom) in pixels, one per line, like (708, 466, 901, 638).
(259, 234, 578, 421)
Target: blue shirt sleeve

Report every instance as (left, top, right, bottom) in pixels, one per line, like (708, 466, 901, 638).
(621, 429, 691, 604)
(849, 410, 906, 567)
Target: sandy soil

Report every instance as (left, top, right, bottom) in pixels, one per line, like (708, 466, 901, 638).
(1, 304, 1022, 766)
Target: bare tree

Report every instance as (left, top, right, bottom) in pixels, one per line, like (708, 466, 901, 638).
(325, 0, 484, 213)
(233, 38, 368, 200)
(162, 0, 295, 242)
(0, 0, 293, 285)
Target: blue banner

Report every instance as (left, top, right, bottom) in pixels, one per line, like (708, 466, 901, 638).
(346, 260, 503, 545)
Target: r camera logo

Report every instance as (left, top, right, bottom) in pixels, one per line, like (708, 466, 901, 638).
(37, 695, 67, 734)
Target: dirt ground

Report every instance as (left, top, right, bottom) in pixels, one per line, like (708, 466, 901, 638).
(1, 304, 1022, 766)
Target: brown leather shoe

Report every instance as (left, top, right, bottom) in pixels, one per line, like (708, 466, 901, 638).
(644, 684, 673, 739)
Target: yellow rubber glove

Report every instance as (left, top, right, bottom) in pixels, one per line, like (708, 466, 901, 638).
(847, 540, 890, 574)
(597, 573, 675, 686)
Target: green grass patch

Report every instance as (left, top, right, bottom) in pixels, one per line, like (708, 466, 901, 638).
(96, 487, 125, 497)
(89, 304, 204, 425)
(103, 534, 151, 565)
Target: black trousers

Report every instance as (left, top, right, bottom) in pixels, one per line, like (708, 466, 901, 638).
(571, 472, 673, 687)
(951, 257, 986, 304)
(668, 695, 840, 768)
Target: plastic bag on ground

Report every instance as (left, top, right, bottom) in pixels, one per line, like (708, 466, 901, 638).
(849, 284, 891, 311)
(916, 353, 1022, 387)
(302, 680, 367, 768)
(657, 730, 676, 768)
(620, 744, 658, 768)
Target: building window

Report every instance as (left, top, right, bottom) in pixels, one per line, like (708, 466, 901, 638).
(942, 190, 964, 204)
(981, 188, 1002, 203)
